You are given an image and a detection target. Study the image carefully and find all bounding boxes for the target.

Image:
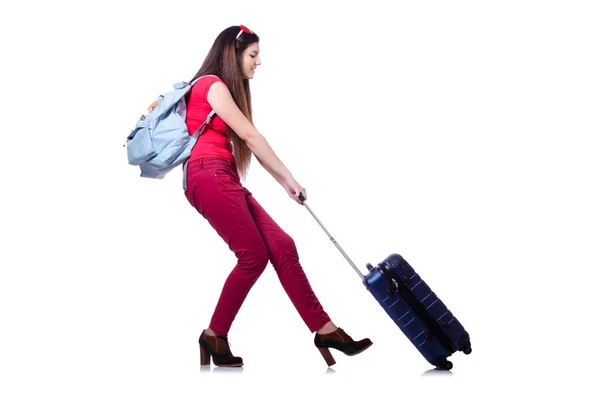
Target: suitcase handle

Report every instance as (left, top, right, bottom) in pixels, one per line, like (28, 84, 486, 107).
(299, 193, 365, 281)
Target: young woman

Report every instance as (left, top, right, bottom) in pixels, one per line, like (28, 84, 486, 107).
(184, 25, 372, 367)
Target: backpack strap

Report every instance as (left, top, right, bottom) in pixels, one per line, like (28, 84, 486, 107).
(182, 74, 220, 190)
(182, 109, 216, 190)
(192, 109, 215, 139)
(189, 74, 219, 86)
(188, 75, 218, 138)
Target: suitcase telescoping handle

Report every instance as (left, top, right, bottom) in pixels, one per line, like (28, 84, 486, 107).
(299, 193, 365, 281)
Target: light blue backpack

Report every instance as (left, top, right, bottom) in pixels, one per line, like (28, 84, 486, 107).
(125, 75, 216, 189)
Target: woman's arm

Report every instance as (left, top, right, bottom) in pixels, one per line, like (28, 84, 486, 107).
(206, 82, 292, 185)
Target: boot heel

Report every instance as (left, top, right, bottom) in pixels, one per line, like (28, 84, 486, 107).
(318, 347, 336, 366)
(200, 343, 210, 366)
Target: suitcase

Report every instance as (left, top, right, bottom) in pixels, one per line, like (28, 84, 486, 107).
(299, 194, 472, 369)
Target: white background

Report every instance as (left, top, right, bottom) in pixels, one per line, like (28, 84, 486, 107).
(1, 0, 599, 395)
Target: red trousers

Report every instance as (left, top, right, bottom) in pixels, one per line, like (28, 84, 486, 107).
(184, 157, 331, 336)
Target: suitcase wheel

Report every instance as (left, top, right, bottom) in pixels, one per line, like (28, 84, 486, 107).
(432, 356, 453, 370)
(458, 333, 472, 355)
(459, 341, 473, 355)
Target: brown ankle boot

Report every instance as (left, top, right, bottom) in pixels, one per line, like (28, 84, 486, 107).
(199, 330, 243, 367)
(314, 328, 373, 366)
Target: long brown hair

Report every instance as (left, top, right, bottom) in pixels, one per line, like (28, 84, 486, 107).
(188, 25, 260, 180)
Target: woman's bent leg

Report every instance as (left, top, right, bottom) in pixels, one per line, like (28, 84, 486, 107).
(244, 189, 331, 333)
(185, 160, 269, 336)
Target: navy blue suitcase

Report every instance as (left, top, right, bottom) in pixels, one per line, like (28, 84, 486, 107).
(299, 194, 472, 369)
(363, 253, 471, 369)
